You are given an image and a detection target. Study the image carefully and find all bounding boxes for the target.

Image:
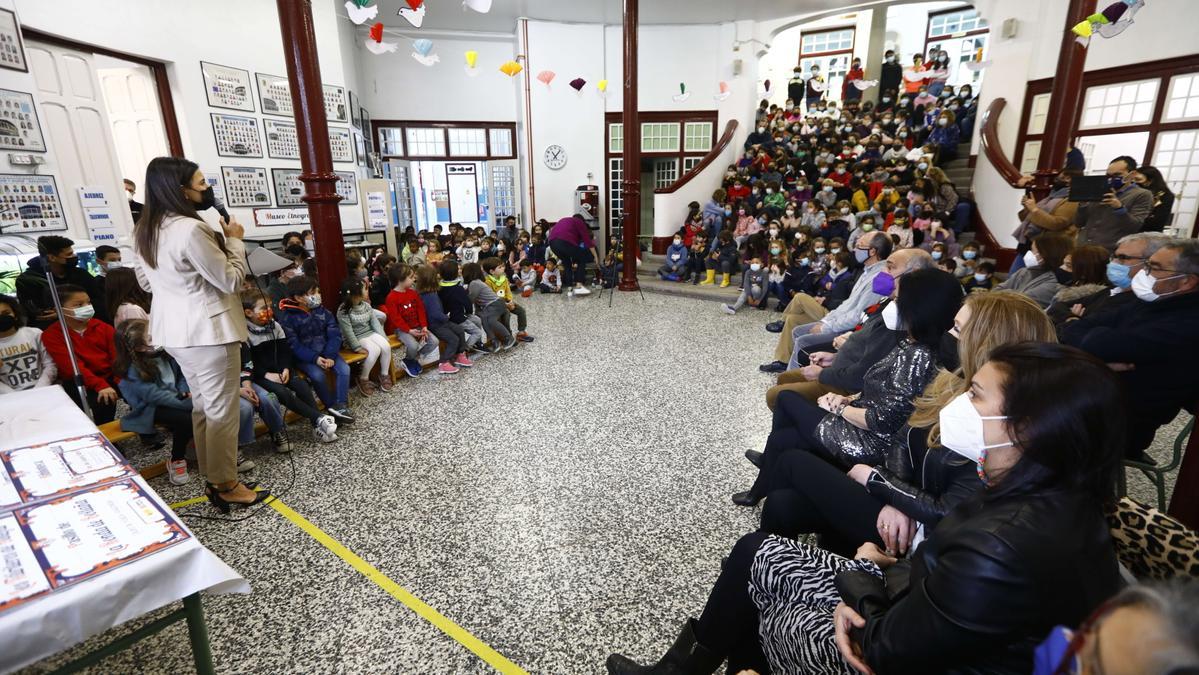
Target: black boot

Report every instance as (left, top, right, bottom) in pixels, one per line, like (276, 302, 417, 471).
(606, 619, 721, 674)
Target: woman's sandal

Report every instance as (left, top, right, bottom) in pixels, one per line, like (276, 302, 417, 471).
(206, 482, 270, 514)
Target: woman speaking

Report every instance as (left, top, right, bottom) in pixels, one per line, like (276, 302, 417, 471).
(133, 157, 266, 511)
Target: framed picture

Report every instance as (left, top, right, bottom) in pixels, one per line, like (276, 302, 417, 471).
(200, 62, 254, 112)
(323, 84, 348, 123)
(360, 107, 373, 155)
(0, 174, 67, 232)
(264, 119, 300, 160)
(329, 127, 354, 163)
(0, 89, 45, 152)
(256, 72, 293, 118)
(210, 113, 262, 158)
(335, 171, 359, 205)
(354, 130, 367, 168)
(0, 9, 28, 73)
(271, 168, 305, 207)
(349, 91, 361, 129)
(221, 166, 272, 207)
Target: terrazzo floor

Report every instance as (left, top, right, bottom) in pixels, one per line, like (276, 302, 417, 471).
(19, 290, 1185, 675)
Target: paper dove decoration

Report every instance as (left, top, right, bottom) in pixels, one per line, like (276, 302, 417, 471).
(569, 78, 586, 92)
(1072, 0, 1144, 46)
(365, 23, 398, 54)
(499, 60, 523, 77)
(345, 1, 377, 24)
(672, 82, 691, 103)
(964, 60, 992, 72)
(851, 79, 879, 91)
(713, 81, 731, 102)
(398, 2, 426, 28)
(411, 39, 437, 65)
(537, 70, 556, 86)
(464, 50, 479, 76)
(463, 0, 492, 13)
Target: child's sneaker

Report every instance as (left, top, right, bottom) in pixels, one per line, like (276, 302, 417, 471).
(574, 286, 592, 296)
(566, 288, 575, 297)
(516, 331, 535, 343)
(328, 407, 355, 424)
(437, 361, 460, 374)
(271, 431, 291, 453)
(236, 453, 255, 472)
(722, 304, 736, 315)
(402, 358, 422, 377)
(167, 459, 190, 485)
(453, 353, 474, 368)
(501, 336, 517, 351)
(315, 415, 338, 443)
(357, 378, 376, 396)
(377, 375, 394, 392)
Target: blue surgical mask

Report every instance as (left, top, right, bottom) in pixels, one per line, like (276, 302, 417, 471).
(974, 273, 988, 283)
(1032, 626, 1075, 675)
(962, 250, 977, 260)
(932, 251, 943, 260)
(1106, 261, 1133, 288)
(854, 249, 869, 264)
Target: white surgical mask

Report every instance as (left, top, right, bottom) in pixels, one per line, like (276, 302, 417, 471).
(1131, 269, 1186, 302)
(1023, 250, 1041, 269)
(69, 304, 96, 322)
(840, 207, 850, 214)
(938, 392, 1011, 482)
(750, 263, 762, 272)
(974, 272, 988, 283)
(881, 300, 902, 330)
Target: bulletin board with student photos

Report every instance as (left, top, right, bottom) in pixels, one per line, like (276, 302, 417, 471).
(271, 168, 305, 207)
(255, 72, 294, 117)
(0, 174, 66, 233)
(0, 8, 27, 73)
(200, 61, 254, 112)
(220, 166, 272, 208)
(329, 127, 354, 163)
(0, 89, 44, 152)
(264, 119, 300, 160)
(335, 171, 358, 205)
(323, 84, 348, 123)
(211, 113, 263, 158)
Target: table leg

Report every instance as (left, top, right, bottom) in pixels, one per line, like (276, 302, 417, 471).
(183, 593, 216, 675)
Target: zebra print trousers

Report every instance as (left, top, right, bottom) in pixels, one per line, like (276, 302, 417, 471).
(749, 535, 883, 674)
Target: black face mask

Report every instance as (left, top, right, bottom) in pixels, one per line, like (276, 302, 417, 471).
(1053, 267, 1074, 285)
(939, 332, 961, 372)
(194, 186, 217, 211)
(61, 255, 79, 269)
(0, 314, 16, 331)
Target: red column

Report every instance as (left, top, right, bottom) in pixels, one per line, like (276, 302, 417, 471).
(618, 0, 641, 292)
(1031, 0, 1098, 200)
(277, 0, 346, 308)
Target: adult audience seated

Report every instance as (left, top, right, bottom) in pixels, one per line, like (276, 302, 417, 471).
(764, 247, 934, 409)
(607, 343, 1125, 675)
(16, 235, 108, 328)
(1130, 165, 1176, 234)
(1074, 155, 1153, 252)
(995, 231, 1072, 308)
(1062, 238, 1199, 460)
(1053, 232, 1172, 339)
(1046, 245, 1111, 328)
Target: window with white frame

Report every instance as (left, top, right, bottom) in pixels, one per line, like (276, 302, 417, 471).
(609, 123, 623, 153)
(641, 122, 680, 152)
(1153, 130, 1199, 235)
(1027, 93, 1052, 134)
(608, 158, 623, 228)
(929, 9, 988, 38)
(448, 128, 486, 156)
(1164, 74, 1199, 123)
(488, 128, 513, 156)
(800, 29, 853, 55)
(683, 156, 703, 173)
(684, 122, 713, 152)
(490, 164, 516, 219)
(654, 159, 679, 189)
(1080, 79, 1159, 129)
(380, 128, 404, 156)
(405, 127, 446, 156)
(1020, 141, 1041, 174)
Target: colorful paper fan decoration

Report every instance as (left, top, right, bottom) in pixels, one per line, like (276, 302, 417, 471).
(349, 0, 371, 6)
(672, 82, 691, 103)
(345, 1, 378, 24)
(365, 22, 398, 54)
(398, 1, 426, 28)
(463, 0, 492, 13)
(713, 81, 731, 102)
(597, 79, 609, 98)
(464, 50, 479, 76)
(810, 79, 828, 93)
(499, 60, 523, 77)
(1072, 0, 1144, 46)
(758, 79, 772, 98)
(537, 70, 556, 86)
(569, 77, 586, 92)
(411, 38, 437, 65)
(851, 79, 879, 91)
(369, 22, 384, 41)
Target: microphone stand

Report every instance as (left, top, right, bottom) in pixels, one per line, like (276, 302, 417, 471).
(40, 248, 91, 418)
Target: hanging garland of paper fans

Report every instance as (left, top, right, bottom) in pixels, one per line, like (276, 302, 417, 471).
(464, 50, 479, 77)
(365, 22, 397, 54)
(345, 0, 377, 24)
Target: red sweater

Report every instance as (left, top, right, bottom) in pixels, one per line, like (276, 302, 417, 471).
(726, 184, 750, 201)
(41, 319, 118, 393)
(382, 288, 427, 334)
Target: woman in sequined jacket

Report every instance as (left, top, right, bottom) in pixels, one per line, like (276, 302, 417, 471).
(734, 268, 963, 507)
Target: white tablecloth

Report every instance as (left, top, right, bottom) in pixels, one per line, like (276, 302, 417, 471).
(0, 386, 249, 673)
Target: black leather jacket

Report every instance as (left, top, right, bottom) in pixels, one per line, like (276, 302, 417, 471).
(835, 488, 1121, 674)
(865, 426, 982, 528)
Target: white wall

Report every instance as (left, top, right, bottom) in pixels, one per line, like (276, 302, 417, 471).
(758, 12, 875, 110)
(4, 0, 367, 242)
(884, 1, 966, 62)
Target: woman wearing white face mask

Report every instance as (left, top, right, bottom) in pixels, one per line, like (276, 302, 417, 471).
(733, 268, 963, 507)
(996, 232, 1073, 308)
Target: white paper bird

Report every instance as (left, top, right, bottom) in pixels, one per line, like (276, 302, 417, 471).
(851, 79, 879, 91)
(365, 40, 398, 55)
(463, 0, 492, 12)
(345, 2, 378, 24)
(412, 53, 440, 66)
(964, 60, 992, 72)
(398, 4, 425, 27)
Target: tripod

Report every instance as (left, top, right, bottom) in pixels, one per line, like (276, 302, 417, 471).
(597, 264, 645, 307)
(39, 247, 92, 418)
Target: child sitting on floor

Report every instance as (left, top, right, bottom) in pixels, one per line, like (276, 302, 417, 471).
(722, 256, 768, 315)
(336, 277, 394, 395)
(436, 260, 486, 352)
(539, 259, 563, 294)
(483, 257, 534, 343)
(685, 234, 708, 284)
(276, 277, 355, 424)
(0, 294, 56, 394)
(457, 237, 482, 265)
(659, 234, 689, 281)
(703, 230, 739, 287)
(242, 291, 338, 444)
(382, 264, 442, 377)
(517, 261, 537, 298)
(415, 265, 474, 374)
(462, 262, 514, 351)
(41, 284, 119, 424)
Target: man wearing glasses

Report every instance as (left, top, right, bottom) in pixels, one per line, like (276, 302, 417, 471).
(1057, 232, 1173, 327)
(1063, 238, 1199, 460)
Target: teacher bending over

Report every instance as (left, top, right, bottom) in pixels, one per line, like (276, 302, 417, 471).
(133, 157, 267, 511)
(547, 213, 599, 297)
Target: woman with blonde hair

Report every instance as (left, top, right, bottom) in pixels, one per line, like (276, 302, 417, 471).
(757, 290, 1056, 556)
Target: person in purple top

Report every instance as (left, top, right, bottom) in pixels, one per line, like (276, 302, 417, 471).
(547, 213, 600, 297)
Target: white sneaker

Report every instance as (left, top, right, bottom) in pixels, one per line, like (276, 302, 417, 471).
(573, 286, 591, 296)
(236, 453, 255, 472)
(167, 459, 190, 486)
(315, 415, 338, 443)
(722, 304, 736, 315)
(567, 288, 575, 297)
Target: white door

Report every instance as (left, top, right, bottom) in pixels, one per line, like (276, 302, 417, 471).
(446, 163, 479, 225)
(96, 64, 169, 200)
(486, 159, 521, 233)
(25, 41, 132, 239)
(385, 159, 415, 254)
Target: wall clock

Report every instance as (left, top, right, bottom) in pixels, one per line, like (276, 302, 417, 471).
(543, 144, 567, 170)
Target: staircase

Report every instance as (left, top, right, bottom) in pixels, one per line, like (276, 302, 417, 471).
(943, 140, 976, 201)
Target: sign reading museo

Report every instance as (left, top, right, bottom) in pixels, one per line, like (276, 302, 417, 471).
(253, 208, 310, 228)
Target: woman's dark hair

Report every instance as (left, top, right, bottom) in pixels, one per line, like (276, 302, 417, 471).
(281, 231, 303, 248)
(1069, 245, 1110, 286)
(104, 267, 152, 316)
(372, 254, 396, 276)
(113, 318, 160, 383)
(338, 277, 364, 314)
(135, 156, 201, 269)
(1033, 232, 1073, 271)
(985, 342, 1125, 502)
(1137, 165, 1172, 197)
(0, 293, 24, 327)
(896, 268, 964, 350)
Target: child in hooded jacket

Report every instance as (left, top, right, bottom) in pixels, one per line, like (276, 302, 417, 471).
(483, 257, 534, 343)
(722, 257, 769, 314)
(437, 260, 486, 351)
(416, 264, 473, 374)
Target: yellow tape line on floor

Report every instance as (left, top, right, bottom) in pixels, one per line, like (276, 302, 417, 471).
(169, 494, 527, 674)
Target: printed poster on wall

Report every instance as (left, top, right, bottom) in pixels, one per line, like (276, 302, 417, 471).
(0, 89, 44, 152)
(264, 119, 300, 160)
(255, 73, 294, 117)
(0, 174, 66, 233)
(330, 127, 354, 164)
(76, 186, 119, 244)
(323, 84, 348, 123)
(210, 113, 263, 158)
(271, 168, 305, 207)
(201, 61, 254, 112)
(0, 9, 28, 73)
(220, 166, 272, 208)
(366, 190, 388, 231)
(335, 171, 359, 205)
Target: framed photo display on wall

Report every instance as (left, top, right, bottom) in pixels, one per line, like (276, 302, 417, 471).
(256, 73, 293, 117)
(335, 171, 358, 205)
(264, 119, 299, 160)
(0, 174, 66, 232)
(220, 166, 272, 207)
(360, 107, 372, 155)
(323, 85, 348, 123)
(201, 62, 254, 112)
(0, 9, 27, 73)
(348, 91, 361, 128)
(329, 127, 354, 163)
(0, 89, 45, 152)
(271, 168, 305, 207)
(211, 113, 262, 158)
